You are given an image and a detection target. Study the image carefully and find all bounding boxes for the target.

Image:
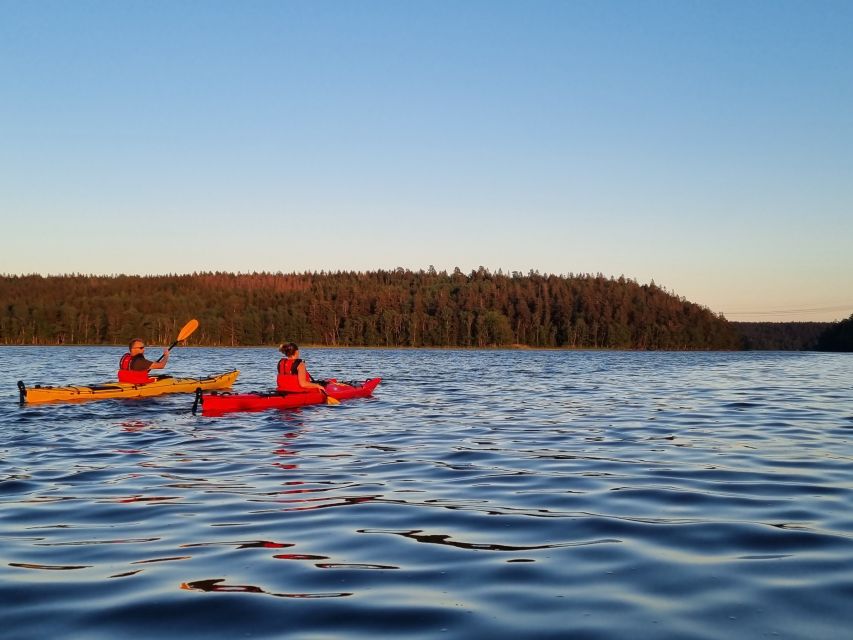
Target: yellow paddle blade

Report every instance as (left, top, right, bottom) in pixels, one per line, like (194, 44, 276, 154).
(176, 319, 199, 342)
(325, 395, 341, 405)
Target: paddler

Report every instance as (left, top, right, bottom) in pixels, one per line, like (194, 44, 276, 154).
(276, 342, 327, 393)
(118, 338, 170, 384)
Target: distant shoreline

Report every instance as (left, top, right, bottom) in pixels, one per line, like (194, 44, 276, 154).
(0, 343, 746, 352)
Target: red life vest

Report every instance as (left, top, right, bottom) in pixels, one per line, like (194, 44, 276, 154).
(276, 358, 310, 392)
(118, 353, 155, 384)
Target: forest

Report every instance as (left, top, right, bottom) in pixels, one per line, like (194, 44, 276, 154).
(732, 322, 832, 351)
(1, 269, 742, 350)
(814, 314, 853, 352)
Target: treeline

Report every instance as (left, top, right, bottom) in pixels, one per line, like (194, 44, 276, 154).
(732, 322, 832, 350)
(731, 318, 853, 351)
(815, 315, 853, 352)
(1, 269, 741, 349)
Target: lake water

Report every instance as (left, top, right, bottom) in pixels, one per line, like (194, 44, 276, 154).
(2, 347, 852, 639)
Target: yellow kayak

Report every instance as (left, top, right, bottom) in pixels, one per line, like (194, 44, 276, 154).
(18, 370, 240, 404)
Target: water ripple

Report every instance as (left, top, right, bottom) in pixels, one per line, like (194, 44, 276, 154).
(2, 348, 853, 639)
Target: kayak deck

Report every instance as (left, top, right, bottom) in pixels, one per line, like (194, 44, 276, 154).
(197, 377, 381, 415)
(19, 370, 240, 404)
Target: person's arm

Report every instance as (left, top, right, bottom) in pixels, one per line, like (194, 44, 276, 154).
(149, 349, 170, 370)
(297, 362, 324, 391)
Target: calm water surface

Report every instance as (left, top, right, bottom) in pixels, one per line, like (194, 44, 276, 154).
(2, 347, 852, 639)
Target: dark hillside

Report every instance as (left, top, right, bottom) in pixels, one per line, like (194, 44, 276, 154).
(816, 315, 853, 352)
(732, 322, 832, 351)
(1, 269, 739, 350)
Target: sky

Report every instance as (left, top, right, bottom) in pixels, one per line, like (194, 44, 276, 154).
(1, 0, 851, 322)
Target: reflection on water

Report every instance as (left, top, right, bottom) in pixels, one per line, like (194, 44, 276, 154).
(9, 562, 92, 570)
(2, 347, 853, 639)
(358, 528, 621, 551)
(181, 578, 353, 599)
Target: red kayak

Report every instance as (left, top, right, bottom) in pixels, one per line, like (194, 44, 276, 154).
(195, 378, 381, 415)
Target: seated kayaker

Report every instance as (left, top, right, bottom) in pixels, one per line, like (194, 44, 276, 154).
(276, 342, 327, 393)
(118, 338, 170, 384)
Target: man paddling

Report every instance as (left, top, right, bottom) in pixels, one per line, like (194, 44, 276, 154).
(118, 339, 170, 384)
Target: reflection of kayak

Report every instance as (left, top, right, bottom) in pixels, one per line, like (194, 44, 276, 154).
(197, 377, 381, 415)
(18, 370, 240, 404)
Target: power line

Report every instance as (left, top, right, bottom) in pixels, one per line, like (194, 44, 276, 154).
(723, 304, 852, 317)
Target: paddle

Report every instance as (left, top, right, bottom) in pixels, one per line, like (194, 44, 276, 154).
(157, 319, 199, 362)
(324, 392, 341, 406)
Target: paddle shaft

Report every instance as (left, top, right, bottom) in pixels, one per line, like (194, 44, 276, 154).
(155, 340, 179, 362)
(156, 319, 199, 362)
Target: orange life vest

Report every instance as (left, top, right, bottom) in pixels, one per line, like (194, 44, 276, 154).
(276, 358, 310, 392)
(118, 353, 155, 384)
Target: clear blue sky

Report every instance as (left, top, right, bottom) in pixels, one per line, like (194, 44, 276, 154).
(1, 0, 851, 321)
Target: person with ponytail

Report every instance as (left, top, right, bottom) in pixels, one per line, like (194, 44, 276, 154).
(275, 343, 326, 393)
